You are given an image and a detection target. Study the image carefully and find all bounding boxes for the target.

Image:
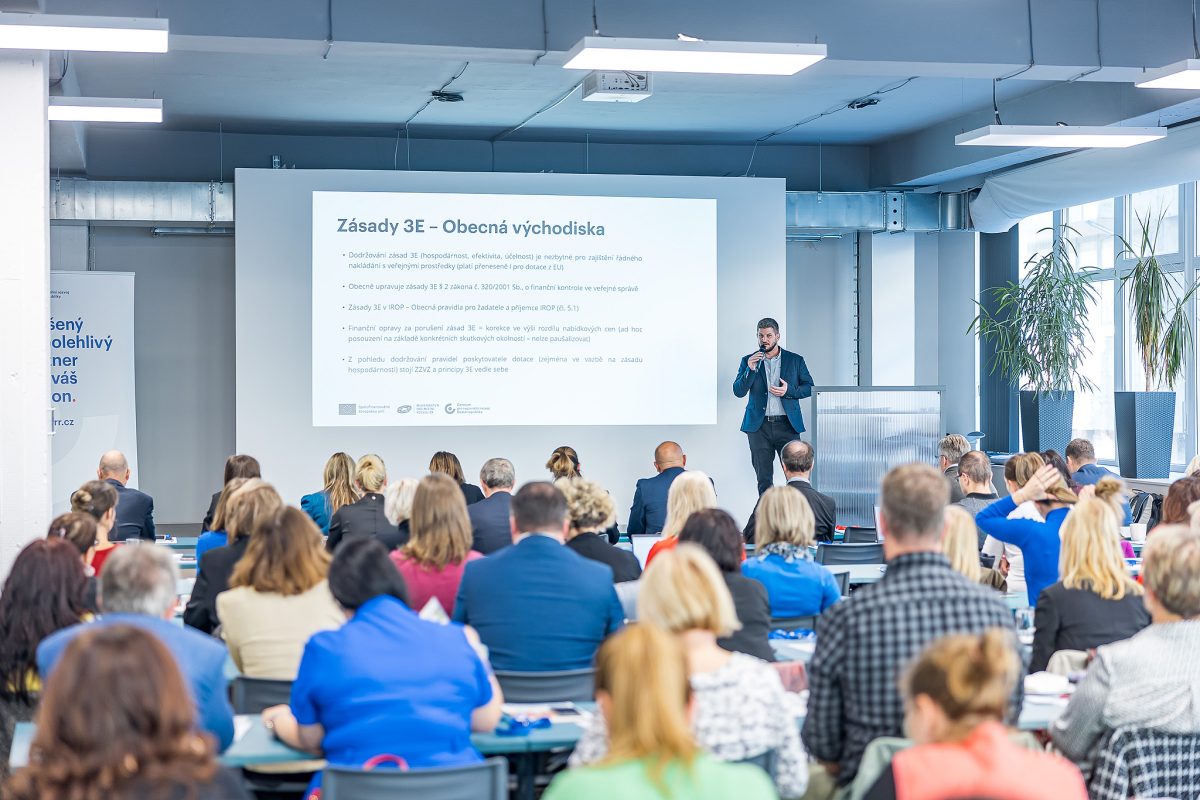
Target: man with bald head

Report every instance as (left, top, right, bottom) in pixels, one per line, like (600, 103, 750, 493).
(743, 439, 837, 543)
(98, 450, 156, 541)
(627, 441, 689, 535)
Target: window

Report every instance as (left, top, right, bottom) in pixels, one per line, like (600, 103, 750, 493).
(1064, 200, 1115, 270)
(1073, 280, 1116, 461)
(1018, 211, 1053, 278)
(1128, 185, 1180, 257)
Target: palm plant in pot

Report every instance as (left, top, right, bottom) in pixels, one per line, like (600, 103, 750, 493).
(1115, 209, 1199, 478)
(970, 226, 1098, 454)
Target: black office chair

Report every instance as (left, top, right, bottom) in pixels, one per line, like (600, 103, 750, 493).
(230, 677, 294, 714)
(493, 668, 595, 703)
(843, 527, 879, 544)
(816, 542, 884, 565)
(769, 615, 818, 632)
(830, 569, 850, 596)
(323, 757, 508, 800)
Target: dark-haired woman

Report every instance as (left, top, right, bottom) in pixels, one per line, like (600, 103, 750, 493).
(47, 512, 101, 612)
(430, 451, 484, 505)
(201, 454, 261, 531)
(262, 538, 503, 792)
(70, 480, 119, 575)
(5, 624, 252, 800)
(0, 539, 89, 780)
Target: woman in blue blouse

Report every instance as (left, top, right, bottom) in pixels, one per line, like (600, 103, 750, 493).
(741, 486, 841, 618)
(299, 452, 358, 535)
(194, 477, 248, 569)
(975, 462, 1077, 607)
(261, 538, 503, 789)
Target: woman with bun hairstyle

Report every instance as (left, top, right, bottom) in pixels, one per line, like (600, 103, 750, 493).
(860, 630, 1086, 800)
(1028, 495, 1149, 674)
(547, 447, 621, 543)
(70, 480, 119, 575)
(326, 454, 405, 552)
(1085, 476, 1135, 557)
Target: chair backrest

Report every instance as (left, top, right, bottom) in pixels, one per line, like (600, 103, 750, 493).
(230, 677, 294, 714)
(493, 668, 595, 703)
(323, 756, 508, 800)
(830, 568, 850, 596)
(770, 615, 818, 632)
(1090, 726, 1200, 800)
(843, 527, 879, 544)
(816, 542, 884, 565)
(736, 748, 777, 779)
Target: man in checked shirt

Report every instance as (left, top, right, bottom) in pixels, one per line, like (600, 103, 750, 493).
(801, 463, 1022, 797)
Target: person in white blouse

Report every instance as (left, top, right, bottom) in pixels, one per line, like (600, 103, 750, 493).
(981, 453, 1048, 603)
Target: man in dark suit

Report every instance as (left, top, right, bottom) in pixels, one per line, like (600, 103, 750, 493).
(744, 439, 836, 543)
(733, 317, 815, 495)
(627, 441, 688, 535)
(453, 482, 624, 671)
(468, 457, 517, 555)
(98, 450, 156, 542)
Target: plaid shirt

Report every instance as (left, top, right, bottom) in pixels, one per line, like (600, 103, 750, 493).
(800, 551, 1022, 785)
(1089, 726, 1200, 800)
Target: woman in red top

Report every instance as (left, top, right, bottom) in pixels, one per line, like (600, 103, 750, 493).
(69, 480, 119, 575)
(390, 473, 482, 616)
(863, 629, 1086, 800)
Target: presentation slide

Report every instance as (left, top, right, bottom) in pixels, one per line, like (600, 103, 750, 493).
(311, 191, 716, 427)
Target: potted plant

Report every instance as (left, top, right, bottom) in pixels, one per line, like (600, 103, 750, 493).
(1115, 209, 1199, 478)
(970, 226, 1098, 454)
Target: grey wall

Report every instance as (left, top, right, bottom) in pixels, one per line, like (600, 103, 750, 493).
(786, 237, 858, 393)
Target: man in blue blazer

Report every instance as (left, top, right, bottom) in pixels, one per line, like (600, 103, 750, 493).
(733, 317, 815, 494)
(453, 482, 624, 671)
(37, 545, 235, 751)
(99, 450, 156, 541)
(627, 441, 688, 535)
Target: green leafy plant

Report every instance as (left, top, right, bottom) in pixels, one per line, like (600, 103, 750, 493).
(969, 226, 1098, 395)
(1118, 208, 1200, 391)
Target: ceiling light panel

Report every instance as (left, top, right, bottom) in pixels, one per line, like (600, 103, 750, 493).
(0, 13, 167, 53)
(563, 37, 826, 76)
(48, 97, 163, 123)
(1135, 59, 1200, 90)
(955, 125, 1166, 148)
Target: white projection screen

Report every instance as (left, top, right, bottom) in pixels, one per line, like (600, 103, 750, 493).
(236, 169, 785, 525)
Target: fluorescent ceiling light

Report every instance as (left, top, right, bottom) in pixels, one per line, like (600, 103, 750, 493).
(955, 125, 1166, 148)
(48, 97, 162, 123)
(562, 36, 826, 75)
(0, 13, 167, 53)
(1135, 59, 1200, 89)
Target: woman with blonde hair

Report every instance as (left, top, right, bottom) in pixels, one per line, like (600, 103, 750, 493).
(552, 587, 777, 800)
(859, 630, 1086, 800)
(742, 486, 841, 617)
(645, 471, 718, 566)
(390, 473, 482, 615)
(558, 477, 642, 583)
(546, 445, 582, 480)
(69, 480, 118, 575)
(429, 451, 484, 505)
(301, 452, 358, 534)
(326, 454, 405, 552)
(217, 507, 344, 678)
(1028, 497, 1149, 673)
(942, 506, 1006, 592)
(977, 459, 1077, 606)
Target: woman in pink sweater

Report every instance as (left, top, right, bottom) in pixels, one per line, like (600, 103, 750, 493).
(390, 474, 482, 616)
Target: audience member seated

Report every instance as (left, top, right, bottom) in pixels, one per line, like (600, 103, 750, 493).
(7, 625, 252, 800)
(326, 454, 405, 552)
(938, 434, 972, 503)
(628, 440, 689, 535)
(951, 451, 999, 544)
(454, 482, 624, 671)
(1029, 497, 1149, 674)
(1052, 523, 1200, 774)
(1161, 474, 1200, 525)
(38, 545, 235, 750)
(546, 446, 620, 543)
(202, 453, 261, 531)
(194, 476, 247, 569)
(382, 476, 418, 549)
(744, 440, 837, 543)
(645, 471, 718, 566)
(216, 507, 344, 679)
(468, 457, 516, 554)
(46, 512, 100, 611)
(0, 539, 88, 779)
(802, 463, 1019, 792)
(546, 624, 775, 800)
(390, 473, 482, 615)
(943, 506, 1006, 591)
(976, 461, 1077, 606)
(559, 477, 643, 584)
(860, 630, 1086, 800)
(97, 449, 156, 542)
(430, 450, 484, 505)
(981, 452, 1044, 603)
(262, 538, 502, 794)
(1043, 449, 1083, 493)
(679, 509, 774, 662)
(300, 451, 357, 534)
(574, 544, 806, 797)
(743, 485, 841, 616)
(1085, 476, 1136, 558)
(69, 480, 118, 575)
(1188, 454, 1200, 477)
(184, 479, 283, 634)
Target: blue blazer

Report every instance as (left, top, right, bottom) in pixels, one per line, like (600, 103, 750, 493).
(732, 348, 814, 434)
(467, 491, 513, 555)
(452, 535, 624, 671)
(1072, 464, 1134, 525)
(37, 614, 235, 751)
(300, 490, 332, 533)
(107, 478, 156, 542)
(627, 466, 686, 535)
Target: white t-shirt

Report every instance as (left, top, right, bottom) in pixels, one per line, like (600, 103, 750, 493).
(981, 500, 1043, 603)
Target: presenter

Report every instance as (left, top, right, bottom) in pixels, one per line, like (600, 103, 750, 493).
(733, 317, 814, 495)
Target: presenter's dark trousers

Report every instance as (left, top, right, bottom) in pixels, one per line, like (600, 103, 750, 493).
(747, 415, 797, 495)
